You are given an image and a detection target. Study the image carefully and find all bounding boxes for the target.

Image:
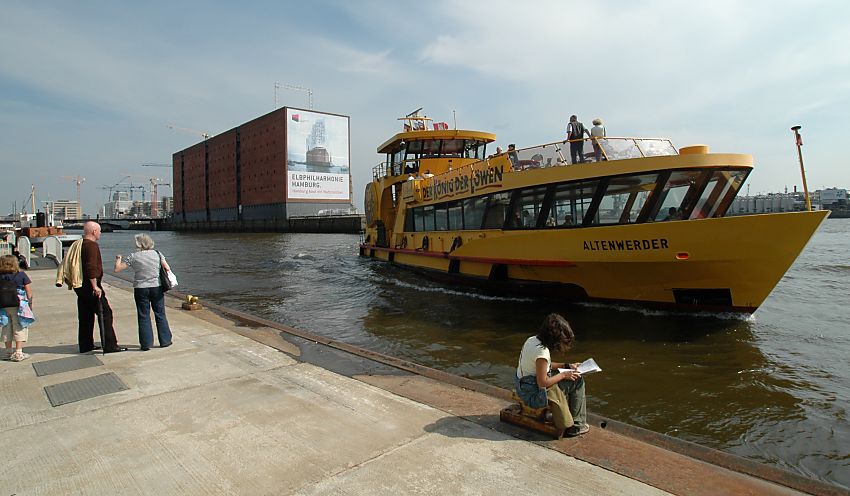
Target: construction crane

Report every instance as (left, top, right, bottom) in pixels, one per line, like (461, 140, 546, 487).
(167, 124, 212, 140)
(62, 175, 85, 214)
(275, 82, 314, 110)
(148, 177, 171, 217)
(141, 163, 172, 167)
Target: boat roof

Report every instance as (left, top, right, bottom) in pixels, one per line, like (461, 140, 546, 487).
(377, 129, 497, 154)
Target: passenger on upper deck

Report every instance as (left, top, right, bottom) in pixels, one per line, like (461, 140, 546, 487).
(423, 170, 434, 178)
(565, 115, 590, 164)
(507, 144, 519, 169)
(590, 118, 606, 162)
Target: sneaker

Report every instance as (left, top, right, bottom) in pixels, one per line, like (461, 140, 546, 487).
(564, 424, 590, 437)
(10, 352, 30, 362)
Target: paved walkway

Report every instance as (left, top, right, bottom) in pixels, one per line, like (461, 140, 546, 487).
(3, 270, 832, 495)
(1, 270, 670, 495)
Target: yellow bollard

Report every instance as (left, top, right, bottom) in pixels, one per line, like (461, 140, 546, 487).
(181, 294, 203, 311)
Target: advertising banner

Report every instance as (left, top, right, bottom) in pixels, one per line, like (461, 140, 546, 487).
(286, 109, 350, 201)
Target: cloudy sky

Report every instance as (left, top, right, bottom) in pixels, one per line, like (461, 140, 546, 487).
(2, 0, 848, 215)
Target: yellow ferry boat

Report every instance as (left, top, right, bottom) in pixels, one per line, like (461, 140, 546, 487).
(359, 110, 828, 312)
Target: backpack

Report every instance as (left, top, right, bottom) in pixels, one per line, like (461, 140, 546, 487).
(0, 276, 19, 308)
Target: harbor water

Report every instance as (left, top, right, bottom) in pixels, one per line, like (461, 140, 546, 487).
(93, 219, 850, 489)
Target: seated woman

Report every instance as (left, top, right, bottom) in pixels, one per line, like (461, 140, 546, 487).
(515, 313, 589, 437)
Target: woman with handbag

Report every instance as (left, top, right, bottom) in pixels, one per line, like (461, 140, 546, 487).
(515, 313, 589, 437)
(114, 234, 173, 351)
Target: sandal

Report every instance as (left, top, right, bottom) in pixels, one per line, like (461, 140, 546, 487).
(10, 352, 30, 362)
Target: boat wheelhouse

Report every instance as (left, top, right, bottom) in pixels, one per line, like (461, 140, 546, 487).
(360, 111, 828, 312)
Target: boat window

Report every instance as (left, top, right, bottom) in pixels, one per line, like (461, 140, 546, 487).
(447, 201, 463, 230)
(507, 186, 548, 229)
(653, 170, 704, 221)
(465, 140, 487, 159)
(693, 169, 748, 218)
(405, 141, 424, 153)
(435, 204, 449, 231)
(438, 139, 463, 157)
(463, 195, 488, 230)
(405, 208, 415, 232)
(598, 139, 643, 161)
(482, 192, 512, 229)
(422, 205, 436, 231)
(635, 139, 678, 157)
(551, 180, 599, 227)
(590, 173, 659, 225)
(421, 139, 442, 157)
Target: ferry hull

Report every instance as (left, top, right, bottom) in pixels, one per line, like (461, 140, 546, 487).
(360, 210, 828, 313)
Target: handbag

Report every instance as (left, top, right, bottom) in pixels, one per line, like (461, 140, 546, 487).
(157, 251, 178, 291)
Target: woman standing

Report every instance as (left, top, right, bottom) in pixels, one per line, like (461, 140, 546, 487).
(515, 313, 589, 437)
(1, 254, 34, 362)
(114, 234, 173, 351)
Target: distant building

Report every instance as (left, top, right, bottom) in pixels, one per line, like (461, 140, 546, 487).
(171, 106, 352, 231)
(729, 192, 810, 215)
(102, 191, 134, 218)
(819, 188, 848, 208)
(50, 200, 81, 220)
(729, 187, 849, 215)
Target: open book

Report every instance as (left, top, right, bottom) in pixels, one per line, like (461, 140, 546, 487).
(559, 358, 602, 375)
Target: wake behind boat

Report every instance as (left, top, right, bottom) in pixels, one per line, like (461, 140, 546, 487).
(359, 110, 828, 313)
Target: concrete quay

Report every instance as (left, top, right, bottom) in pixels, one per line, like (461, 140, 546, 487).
(1, 270, 842, 495)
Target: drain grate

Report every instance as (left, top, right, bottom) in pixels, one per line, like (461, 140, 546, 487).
(32, 355, 103, 377)
(44, 372, 129, 407)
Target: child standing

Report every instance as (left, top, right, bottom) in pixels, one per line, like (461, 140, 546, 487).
(1, 254, 34, 362)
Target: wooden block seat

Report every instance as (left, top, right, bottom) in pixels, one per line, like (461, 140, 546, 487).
(499, 392, 562, 439)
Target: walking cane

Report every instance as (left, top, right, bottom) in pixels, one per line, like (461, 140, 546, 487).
(96, 293, 106, 356)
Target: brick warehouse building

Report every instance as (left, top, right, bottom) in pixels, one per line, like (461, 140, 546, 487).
(172, 107, 352, 231)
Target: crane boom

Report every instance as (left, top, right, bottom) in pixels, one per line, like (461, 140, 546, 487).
(167, 124, 211, 139)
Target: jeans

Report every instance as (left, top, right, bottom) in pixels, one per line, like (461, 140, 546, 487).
(570, 141, 586, 164)
(134, 286, 172, 349)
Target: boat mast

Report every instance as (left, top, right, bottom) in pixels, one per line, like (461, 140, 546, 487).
(791, 126, 811, 212)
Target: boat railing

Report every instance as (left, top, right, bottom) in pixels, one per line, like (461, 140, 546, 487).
(498, 137, 677, 171)
(372, 158, 424, 180)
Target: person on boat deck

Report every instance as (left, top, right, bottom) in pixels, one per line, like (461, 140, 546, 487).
(423, 170, 434, 178)
(590, 118, 606, 162)
(507, 144, 519, 169)
(563, 214, 574, 226)
(515, 313, 589, 437)
(565, 115, 590, 164)
(663, 207, 679, 221)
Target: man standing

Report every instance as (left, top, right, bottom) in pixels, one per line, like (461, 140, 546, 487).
(75, 221, 126, 353)
(565, 115, 590, 164)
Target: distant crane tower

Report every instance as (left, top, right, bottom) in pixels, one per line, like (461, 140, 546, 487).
(167, 124, 211, 140)
(149, 178, 171, 218)
(62, 175, 85, 216)
(275, 82, 313, 110)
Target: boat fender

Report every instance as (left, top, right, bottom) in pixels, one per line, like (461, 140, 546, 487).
(421, 236, 429, 251)
(450, 236, 463, 252)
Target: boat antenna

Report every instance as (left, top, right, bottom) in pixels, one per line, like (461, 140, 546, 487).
(453, 110, 457, 130)
(791, 125, 811, 212)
